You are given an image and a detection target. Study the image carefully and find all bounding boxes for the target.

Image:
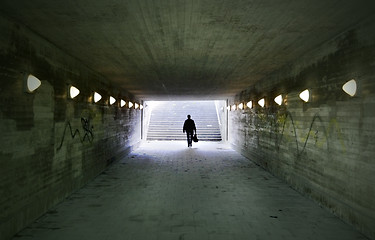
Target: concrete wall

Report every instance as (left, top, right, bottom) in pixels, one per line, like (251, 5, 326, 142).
(215, 100, 227, 141)
(0, 15, 142, 240)
(229, 17, 375, 239)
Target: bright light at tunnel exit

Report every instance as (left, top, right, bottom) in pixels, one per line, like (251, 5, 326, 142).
(143, 100, 226, 142)
(146, 101, 162, 112)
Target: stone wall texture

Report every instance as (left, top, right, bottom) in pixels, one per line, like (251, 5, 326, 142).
(0, 15, 142, 240)
(229, 17, 375, 239)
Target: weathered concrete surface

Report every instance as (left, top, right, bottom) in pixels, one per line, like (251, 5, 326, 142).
(11, 141, 367, 240)
(0, 15, 141, 240)
(1, 0, 374, 99)
(0, 1, 375, 240)
(229, 16, 375, 239)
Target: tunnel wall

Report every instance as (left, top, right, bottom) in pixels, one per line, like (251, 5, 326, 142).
(215, 100, 227, 141)
(0, 16, 142, 240)
(229, 17, 375, 239)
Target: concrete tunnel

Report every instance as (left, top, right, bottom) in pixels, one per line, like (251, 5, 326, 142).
(0, 1, 375, 239)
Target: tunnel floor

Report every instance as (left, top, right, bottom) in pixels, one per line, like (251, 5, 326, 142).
(13, 141, 366, 240)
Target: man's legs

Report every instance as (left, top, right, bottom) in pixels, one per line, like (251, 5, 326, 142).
(186, 131, 193, 147)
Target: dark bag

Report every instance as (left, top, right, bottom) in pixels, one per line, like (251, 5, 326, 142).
(193, 134, 199, 142)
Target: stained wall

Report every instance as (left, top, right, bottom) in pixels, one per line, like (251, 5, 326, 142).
(229, 17, 375, 239)
(0, 15, 142, 240)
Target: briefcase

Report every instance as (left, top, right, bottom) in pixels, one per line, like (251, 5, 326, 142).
(193, 134, 199, 142)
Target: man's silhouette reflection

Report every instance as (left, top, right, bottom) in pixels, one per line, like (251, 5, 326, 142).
(183, 115, 196, 147)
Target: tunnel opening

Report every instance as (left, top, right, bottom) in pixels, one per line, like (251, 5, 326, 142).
(143, 100, 227, 142)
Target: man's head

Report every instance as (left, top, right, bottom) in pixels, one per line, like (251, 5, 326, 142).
(187, 115, 191, 119)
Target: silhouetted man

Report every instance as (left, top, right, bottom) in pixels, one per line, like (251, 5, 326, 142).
(183, 115, 196, 147)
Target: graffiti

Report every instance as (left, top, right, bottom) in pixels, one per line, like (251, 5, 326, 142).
(253, 110, 346, 158)
(80, 118, 94, 141)
(274, 112, 329, 157)
(57, 118, 94, 151)
(277, 112, 294, 152)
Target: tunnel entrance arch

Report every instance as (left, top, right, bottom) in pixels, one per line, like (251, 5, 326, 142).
(143, 101, 227, 141)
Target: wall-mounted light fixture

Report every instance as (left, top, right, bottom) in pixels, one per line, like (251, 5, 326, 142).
(246, 101, 252, 109)
(128, 101, 133, 108)
(342, 79, 357, 97)
(299, 89, 310, 102)
(238, 103, 244, 110)
(25, 74, 41, 93)
(120, 99, 126, 107)
(69, 85, 80, 99)
(140, 105, 144, 110)
(258, 98, 265, 107)
(135, 103, 139, 109)
(274, 94, 283, 105)
(109, 96, 116, 105)
(94, 92, 102, 103)
(231, 104, 236, 111)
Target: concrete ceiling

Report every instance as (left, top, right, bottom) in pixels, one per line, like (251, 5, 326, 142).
(1, 0, 374, 100)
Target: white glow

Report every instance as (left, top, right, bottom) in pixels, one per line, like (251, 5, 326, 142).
(94, 92, 102, 103)
(299, 89, 310, 102)
(226, 106, 230, 110)
(69, 86, 80, 99)
(147, 101, 159, 109)
(120, 99, 125, 107)
(140, 105, 143, 110)
(135, 103, 139, 109)
(231, 104, 236, 111)
(109, 96, 116, 105)
(246, 101, 252, 109)
(258, 98, 265, 107)
(274, 95, 283, 105)
(128, 101, 133, 108)
(238, 103, 244, 110)
(26, 74, 41, 92)
(342, 79, 357, 97)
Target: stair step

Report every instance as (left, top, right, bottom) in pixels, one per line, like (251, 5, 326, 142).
(146, 101, 222, 141)
(147, 137, 222, 141)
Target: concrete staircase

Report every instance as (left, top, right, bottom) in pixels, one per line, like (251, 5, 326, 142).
(146, 101, 222, 141)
